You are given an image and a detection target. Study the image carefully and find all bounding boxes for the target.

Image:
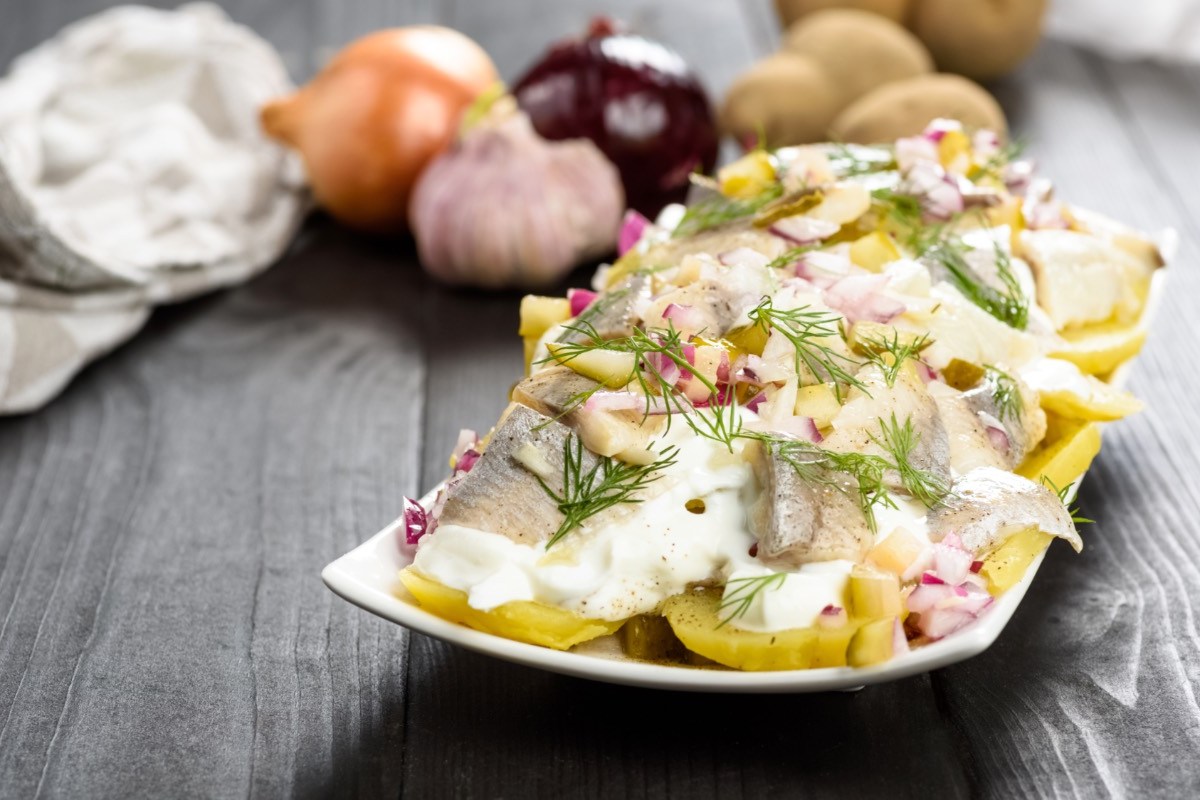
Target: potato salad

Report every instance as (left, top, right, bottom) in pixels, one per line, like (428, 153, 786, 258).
(399, 119, 1162, 671)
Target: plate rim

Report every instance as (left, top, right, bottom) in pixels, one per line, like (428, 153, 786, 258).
(323, 261, 1167, 693)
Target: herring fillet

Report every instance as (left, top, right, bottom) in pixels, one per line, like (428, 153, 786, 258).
(437, 404, 584, 545)
(557, 273, 651, 344)
(746, 440, 873, 566)
(927, 467, 1081, 553)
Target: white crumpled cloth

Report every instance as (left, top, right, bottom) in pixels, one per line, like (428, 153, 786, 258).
(0, 3, 306, 413)
(1048, 0, 1200, 62)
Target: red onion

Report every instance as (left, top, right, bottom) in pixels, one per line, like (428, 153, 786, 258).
(402, 497, 429, 545)
(921, 572, 947, 586)
(932, 539, 973, 586)
(985, 425, 1011, 453)
(823, 274, 905, 324)
(585, 391, 671, 414)
(1003, 160, 1036, 196)
(769, 216, 840, 245)
(917, 362, 938, 384)
(679, 342, 696, 382)
(769, 415, 822, 442)
(817, 605, 848, 629)
(895, 135, 938, 172)
(456, 449, 481, 474)
(903, 161, 963, 220)
(450, 429, 479, 462)
(513, 17, 718, 216)
(643, 351, 682, 386)
(663, 303, 703, 333)
(892, 618, 911, 656)
(718, 247, 770, 270)
(970, 560, 984, 574)
(568, 288, 599, 317)
(922, 118, 957, 143)
(746, 391, 767, 413)
(618, 209, 652, 255)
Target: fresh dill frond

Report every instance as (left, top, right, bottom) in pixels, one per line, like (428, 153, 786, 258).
(717, 573, 788, 628)
(741, 432, 895, 533)
(862, 332, 933, 387)
(673, 184, 784, 238)
(922, 239, 1029, 330)
(966, 138, 1026, 184)
(985, 365, 1023, 422)
(761, 245, 818, 271)
(871, 413, 951, 508)
(540, 323, 744, 451)
(537, 435, 679, 548)
(826, 143, 896, 178)
(747, 297, 867, 400)
(1040, 475, 1093, 525)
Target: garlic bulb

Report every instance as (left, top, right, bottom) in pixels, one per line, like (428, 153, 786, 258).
(409, 99, 624, 288)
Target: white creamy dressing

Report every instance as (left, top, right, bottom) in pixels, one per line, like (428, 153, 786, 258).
(413, 412, 934, 633)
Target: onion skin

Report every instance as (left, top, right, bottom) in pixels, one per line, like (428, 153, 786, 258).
(261, 27, 498, 233)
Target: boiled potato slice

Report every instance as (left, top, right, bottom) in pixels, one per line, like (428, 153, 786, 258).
(1023, 357, 1143, 421)
(718, 150, 776, 199)
(846, 617, 898, 667)
(663, 589, 833, 671)
(849, 231, 901, 272)
(399, 568, 623, 650)
(979, 528, 1054, 594)
(1049, 320, 1148, 376)
(1016, 413, 1101, 489)
(794, 383, 841, 428)
(849, 568, 902, 619)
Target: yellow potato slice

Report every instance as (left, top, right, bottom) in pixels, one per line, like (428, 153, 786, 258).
(1049, 320, 1148, 377)
(849, 230, 901, 273)
(662, 589, 863, 671)
(1016, 413, 1101, 489)
(518, 295, 571, 339)
(979, 528, 1055, 594)
(399, 568, 624, 650)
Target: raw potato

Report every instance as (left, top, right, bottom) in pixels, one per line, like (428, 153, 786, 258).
(830, 74, 1006, 144)
(910, 0, 1047, 81)
(782, 10, 933, 108)
(720, 53, 840, 147)
(774, 0, 911, 26)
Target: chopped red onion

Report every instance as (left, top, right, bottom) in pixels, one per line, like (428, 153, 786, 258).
(904, 161, 964, 220)
(1003, 160, 1036, 196)
(972, 129, 1001, 162)
(402, 497, 429, 546)
(662, 302, 705, 333)
(922, 118, 958, 143)
(618, 209, 652, 255)
(746, 391, 767, 413)
(892, 618, 910, 656)
(921, 572, 947, 586)
(932, 540, 973, 585)
(568, 288, 599, 317)
(896, 135, 938, 171)
(715, 350, 730, 384)
(456, 449, 481, 474)
(585, 391, 671, 415)
(917, 362, 938, 384)
(817, 605, 848, 629)
(643, 351, 682, 386)
(450, 429, 479, 463)
(769, 215, 840, 245)
(969, 560, 983, 574)
(822, 274, 905, 324)
(718, 247, 770, 269)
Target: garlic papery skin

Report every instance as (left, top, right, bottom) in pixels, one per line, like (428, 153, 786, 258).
(409, 102, 624, 289)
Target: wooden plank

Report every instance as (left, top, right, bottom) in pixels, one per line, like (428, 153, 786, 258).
(0, 224, 423, 796)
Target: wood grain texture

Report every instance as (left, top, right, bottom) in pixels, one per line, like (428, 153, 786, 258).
(1, 1, 1199, 798)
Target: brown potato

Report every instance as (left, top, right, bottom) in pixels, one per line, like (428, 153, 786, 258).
(720, 53, 840, 147)
(830, 73, 1006, 144)
(910, 0, 1047, 80)
(783, 10, 933, 108)
(774, 0, 911, 26)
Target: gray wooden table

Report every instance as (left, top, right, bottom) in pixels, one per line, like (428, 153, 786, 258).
(2, 1, 1199, 797)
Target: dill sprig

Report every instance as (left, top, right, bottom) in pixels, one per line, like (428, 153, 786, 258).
(762, 244, 818, 271)
(862, 331, 933, 387)
(536, 434, 678, 548)
(922, 239, 1029, 330)
(826, 143, 896, 178)
(985, 365, 1023, 422)
(673, 184, 784, 238)
(1040, 476, 1093, 526)
(747, 297, 867, 400)
(966, 139, 1026, 184)
(741, 432, 894, 533)
(717, 573, 788, 628)
(871, 413, 951, 508)
(871, 186, 1030, 330)
(541, 323, 744, 451)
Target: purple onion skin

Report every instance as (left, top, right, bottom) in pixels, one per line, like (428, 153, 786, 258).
(513, 19, 718, 218)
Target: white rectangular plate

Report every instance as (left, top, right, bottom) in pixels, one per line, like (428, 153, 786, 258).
(323, 266, 1167, 693)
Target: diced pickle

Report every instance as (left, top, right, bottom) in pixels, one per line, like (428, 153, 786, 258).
(980, 528, 1054, 593)
(620, 614, 687, 662)
(849, 568, 903, 619)
(941, 358, 987, 391)
(847, 617, 897, 667)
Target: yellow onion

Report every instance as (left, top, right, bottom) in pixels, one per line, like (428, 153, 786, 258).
(261, 27, 498, 233)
